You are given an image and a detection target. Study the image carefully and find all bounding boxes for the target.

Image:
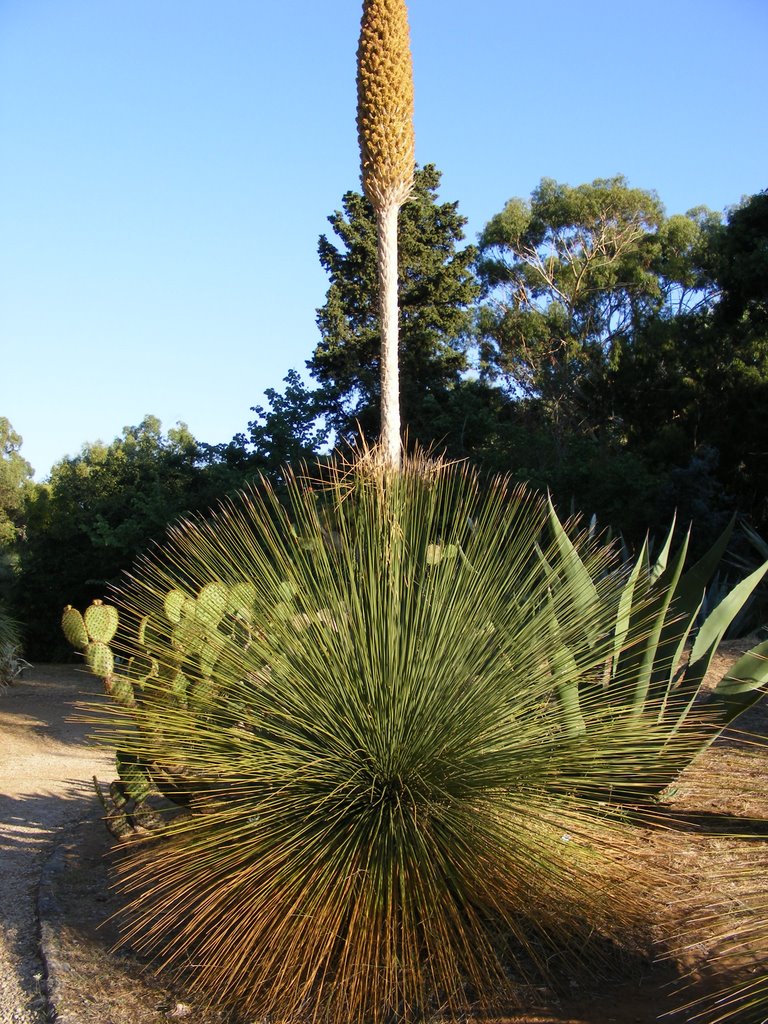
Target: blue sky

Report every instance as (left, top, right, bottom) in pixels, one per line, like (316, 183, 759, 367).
(1, 0, 766, 480)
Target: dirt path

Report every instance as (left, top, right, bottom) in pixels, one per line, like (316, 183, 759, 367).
(0, 666, 111, 1024)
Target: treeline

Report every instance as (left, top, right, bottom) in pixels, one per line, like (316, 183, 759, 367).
(1, 167, 766, 658)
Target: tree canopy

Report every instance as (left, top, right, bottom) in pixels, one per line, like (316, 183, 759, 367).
(476, 176, 720, 435)
(15, 417, 244, 658)
(0, 418, 33, 550)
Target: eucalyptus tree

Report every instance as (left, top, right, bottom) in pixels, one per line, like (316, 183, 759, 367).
(356, 0, 415, 466)
(475, 175, 718, 436)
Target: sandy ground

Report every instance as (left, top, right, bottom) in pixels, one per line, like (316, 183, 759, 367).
(0, 665, 111, 1024)
(0, 652, 766, 1024)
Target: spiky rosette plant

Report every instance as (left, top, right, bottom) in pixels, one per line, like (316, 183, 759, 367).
(85, 452, 718, 1024)
(357, 0, 415, 466)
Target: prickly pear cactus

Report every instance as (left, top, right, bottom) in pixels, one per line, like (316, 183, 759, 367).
(116, 750, 152, 803)
(163, 588, 187, 624)
(63, 577, 267, 836)
(61, 600, 119, 692)
(196, 581, 229, 630)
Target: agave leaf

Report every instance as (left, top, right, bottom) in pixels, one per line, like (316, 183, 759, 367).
(686, 559, 768, 694)
(716, 639, 768, 692)
(707, 639, 768, 725)
(534, 541, 553, 576)
(650, 518, 736, 695)
(545, 589, 586, 738)
(649, 516, 677, 583)
(620, 535, 689, 717)
(553, 653, 586, 739)
(611, 540, 647, 679)
(547, 498, 600, 646)
(676, 515, 735, 609)
(655, 598, 702, 726)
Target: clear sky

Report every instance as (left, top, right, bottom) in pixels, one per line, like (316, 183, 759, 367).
(1, 0, 766, 480)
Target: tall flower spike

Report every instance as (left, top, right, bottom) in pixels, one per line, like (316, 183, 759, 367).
(357, 0, 415, 467)
(357, 0, 415, 211)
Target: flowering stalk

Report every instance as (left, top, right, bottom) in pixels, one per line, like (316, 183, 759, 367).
(357, 0, 415, 467)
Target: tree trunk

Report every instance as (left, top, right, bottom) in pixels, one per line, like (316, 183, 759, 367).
(376, 202, 401, 468)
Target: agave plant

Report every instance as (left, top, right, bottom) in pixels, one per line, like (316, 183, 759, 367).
(542, 506, 768, 798)
(75, 452, 723, 1024)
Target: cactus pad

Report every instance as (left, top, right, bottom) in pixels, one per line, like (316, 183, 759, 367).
(61, 606, 89, 650)
(105, 673, 135, 707)
(84, 600, 119, 644)
(163, 589, 188, 624)
(86, 641, 114, 679)
(116, 751, 152, 803)
(196, 582, 229, 629)
(227, 581, 256, 619)
(128, 653, 158, 684)
(189, 676, 218, 709)
(169, 671, 189, 700)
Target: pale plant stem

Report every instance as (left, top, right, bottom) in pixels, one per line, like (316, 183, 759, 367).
(376, 201, 401, 468)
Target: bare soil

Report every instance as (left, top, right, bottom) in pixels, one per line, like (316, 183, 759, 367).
(2, 646, 767, 1024)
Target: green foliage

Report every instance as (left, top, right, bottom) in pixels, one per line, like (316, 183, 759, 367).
(606, 190, 768, 538)
(78, 453, 728, 1023)
(0, 419, 34, 615)
(16, 416, 246, 660)
(237, 369, 331, 477)
(0, 417, 34, 550)
(477, 176, 668, 422)
(309, 163, 479, 443)
(472, 176, 756, 543)
(0, 605, 21, 649)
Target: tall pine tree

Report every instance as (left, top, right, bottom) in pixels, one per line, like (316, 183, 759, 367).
(309, 164, 479, 446)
